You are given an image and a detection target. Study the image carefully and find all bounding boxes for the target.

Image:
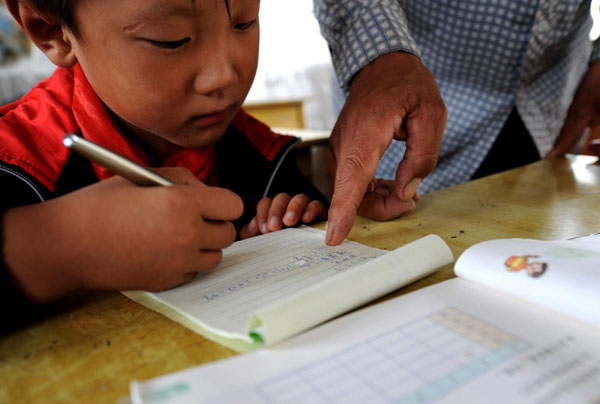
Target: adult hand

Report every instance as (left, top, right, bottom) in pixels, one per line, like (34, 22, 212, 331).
(3, 168, 243, 302)
(547, 60, 600, 157)
(326, 52, 446, 245)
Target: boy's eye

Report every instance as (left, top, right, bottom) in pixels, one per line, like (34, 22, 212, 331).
(234, 20, 257, 31)
(146, 38, 190, 49)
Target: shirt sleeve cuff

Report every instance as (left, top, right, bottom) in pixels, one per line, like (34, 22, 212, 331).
(317, 1, 421, 92)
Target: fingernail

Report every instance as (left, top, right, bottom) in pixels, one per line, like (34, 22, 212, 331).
(402, 178, 422, 200)
(248, 218, 257, 232)
(269, 216, 280, 229)
(368, 180, 376, 192)
(325, 221, 334, 245)
(261, 222, 268, 233)
(302, 211, 311, 222)
(284, 211, 295, 223)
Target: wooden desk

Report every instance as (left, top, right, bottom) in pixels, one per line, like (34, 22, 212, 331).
(2, 155, 599, 404)
(243, 99, 305, 129)
(271, 127, 334, 200)
(272, 127, 330, 147)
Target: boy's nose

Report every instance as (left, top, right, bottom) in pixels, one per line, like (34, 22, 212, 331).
(193, 49, 237, 96)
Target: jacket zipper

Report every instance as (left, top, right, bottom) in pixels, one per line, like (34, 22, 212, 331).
(262, 138, 301, 198)
(0, 165, 46, 203)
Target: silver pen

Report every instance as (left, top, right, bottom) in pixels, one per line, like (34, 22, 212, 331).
(62, 133, 174, 186)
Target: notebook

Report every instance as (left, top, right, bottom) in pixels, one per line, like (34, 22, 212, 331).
(123, 227, 454, 352)
(129, 233, 600, 404)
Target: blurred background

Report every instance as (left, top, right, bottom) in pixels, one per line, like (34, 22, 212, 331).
(246, 0, 336, 132)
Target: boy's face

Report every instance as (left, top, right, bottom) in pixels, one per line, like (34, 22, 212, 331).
(67, 0, 260, 157)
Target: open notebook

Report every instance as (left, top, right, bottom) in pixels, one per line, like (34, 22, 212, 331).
(129, 233, 600, 404)
(123, 227, 454, 352)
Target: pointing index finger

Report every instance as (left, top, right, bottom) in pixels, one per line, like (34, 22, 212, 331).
(326, 156, 375, 245)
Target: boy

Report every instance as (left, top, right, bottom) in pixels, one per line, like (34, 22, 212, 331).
(0, 0, 328, 322)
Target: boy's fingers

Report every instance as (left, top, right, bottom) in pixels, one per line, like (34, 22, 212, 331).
(146, 169, 243, 222)
(267, 193, 291, 231)
(256, 197, 273, 234)
(194, 249, 224, 272)
(197, 220, 237, 250)
(239, 217, 260, 239)
(153, 167, 204, 186)
(302, 201, 325, 223)
(283, 194, 310, 227)
(196, 186, 244, 221)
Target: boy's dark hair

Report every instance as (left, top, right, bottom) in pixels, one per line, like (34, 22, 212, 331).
(31, 0, 79, 36)
(30, 0, 231, 37)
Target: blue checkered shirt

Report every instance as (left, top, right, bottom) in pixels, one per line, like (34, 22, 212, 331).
(315, 0, 600, 193)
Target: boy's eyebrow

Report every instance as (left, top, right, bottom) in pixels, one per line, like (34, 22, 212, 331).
(122, 3, 195, 33)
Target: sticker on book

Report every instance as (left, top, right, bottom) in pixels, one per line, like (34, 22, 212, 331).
(504, 255, 548, 278)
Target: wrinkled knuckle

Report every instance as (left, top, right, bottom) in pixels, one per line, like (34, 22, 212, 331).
(423, 96, 447, 121)
(418, 150, 440, 174)
(340, 151, 367, 176)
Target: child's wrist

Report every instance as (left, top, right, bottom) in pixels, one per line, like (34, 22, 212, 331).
(2, 204, 81, 303)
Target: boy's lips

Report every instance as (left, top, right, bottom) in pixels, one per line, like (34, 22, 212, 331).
(191, 106, 232, 127)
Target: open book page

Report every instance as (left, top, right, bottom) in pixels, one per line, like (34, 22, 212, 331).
(454, 233, 600, 329)
(123, 228, 452, 351)
(130, 278, 600, 404)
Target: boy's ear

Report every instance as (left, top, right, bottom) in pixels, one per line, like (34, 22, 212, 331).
(5, 0, 77, 68)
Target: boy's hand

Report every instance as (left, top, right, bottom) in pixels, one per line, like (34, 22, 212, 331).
(239, 193, 325, 239)
(3, 167, 243, 303)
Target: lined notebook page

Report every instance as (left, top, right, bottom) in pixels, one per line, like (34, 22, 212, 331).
(250, 234, 452, 345)
(149, 228, 385, 337)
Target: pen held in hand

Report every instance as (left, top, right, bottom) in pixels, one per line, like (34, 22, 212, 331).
(62, 133, 174, 186)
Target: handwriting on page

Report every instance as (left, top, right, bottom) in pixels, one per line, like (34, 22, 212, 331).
(155, 228, 385, 332)
(202, 246, 381, 302)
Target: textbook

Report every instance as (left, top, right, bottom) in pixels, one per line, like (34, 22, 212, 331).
(130, 233, 600, 404)
(123, 227, 454, 352)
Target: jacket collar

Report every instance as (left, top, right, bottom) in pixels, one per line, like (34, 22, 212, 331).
(71, 63, 215, 181)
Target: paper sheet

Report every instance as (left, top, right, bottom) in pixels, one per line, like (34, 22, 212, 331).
(130, 279, 600, 404)
(124, 228, 452, 351)
(249, 234, 453, 345)
(455, 233, 600, 328)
